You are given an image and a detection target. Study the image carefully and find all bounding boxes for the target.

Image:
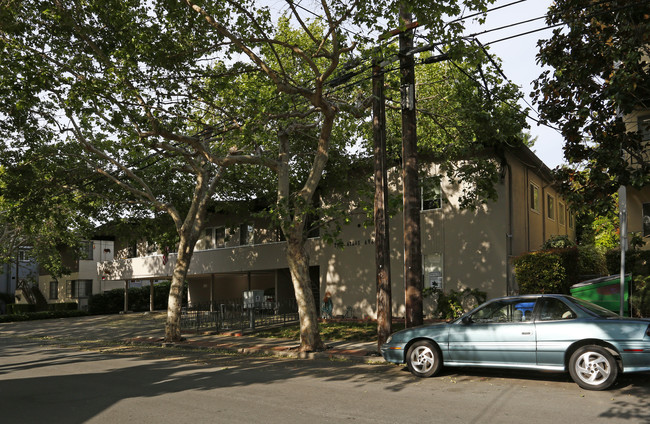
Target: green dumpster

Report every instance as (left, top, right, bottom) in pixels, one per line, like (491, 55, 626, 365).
(570, 274, 631, 316)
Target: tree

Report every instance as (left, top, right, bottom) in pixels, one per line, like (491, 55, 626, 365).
(1, 0, 272, 341)
(1, 0, 501, 350)
(533, 0, 650, 213)
(413, 46, 529, 207)
(0, 143, 101, 276)
(182, 0, 504, 349)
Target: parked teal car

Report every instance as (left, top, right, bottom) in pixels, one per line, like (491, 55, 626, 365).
(381, 294, 650, 390)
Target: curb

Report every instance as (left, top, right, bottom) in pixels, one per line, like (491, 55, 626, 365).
(126, 337, 386, 364)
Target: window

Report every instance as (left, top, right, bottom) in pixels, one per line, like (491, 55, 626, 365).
(470, 298, 536, 323)
(67, 280, 92, 298)
(546, 194, 555, 220)
(569, 211, 575, 229)
(643, 203, 650, 238)
(538, 298, 576, 321)
(49, 281, 58, 300)
(80, 241, 94, 260)
(203, 227, 226, 249)
(530, 183, 540, 212)
(239, 224, 254, 245)
(421, 177, 442, 210)
(215, 227, 226, 247)
(18, 249, 30, 262)
(558, 201, 566, 226)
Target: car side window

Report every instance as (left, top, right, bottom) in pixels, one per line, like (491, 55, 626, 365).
(538, 298, 576, 321)
(471, 299, 536, 323)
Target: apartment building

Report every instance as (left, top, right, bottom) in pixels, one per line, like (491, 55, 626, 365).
(88, 144, 574, 319)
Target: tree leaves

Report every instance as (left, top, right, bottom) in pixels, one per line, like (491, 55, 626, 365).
(534, 0, 650, 213)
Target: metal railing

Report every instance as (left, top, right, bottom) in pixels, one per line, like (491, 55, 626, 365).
(180, 298, 299, 333)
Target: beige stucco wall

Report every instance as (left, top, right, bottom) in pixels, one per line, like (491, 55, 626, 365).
(317, 170, 511, 319)
(627, 185, 650, 250)
(88, 148, 576, 318)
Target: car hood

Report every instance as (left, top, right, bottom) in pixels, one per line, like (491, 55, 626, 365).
(389, 322, 449, 342)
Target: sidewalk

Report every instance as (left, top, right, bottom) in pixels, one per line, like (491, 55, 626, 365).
(0, 312, 387, 364)
(127, 330, 387, 364)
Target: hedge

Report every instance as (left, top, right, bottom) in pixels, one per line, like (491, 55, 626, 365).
(605, 249, 650, 276)
(514, 246, 609, 295)
(88, 281, 173, 314)
(0, 310, 89, 323)
(631, 275, 650, 318)
(5, 302, 79, 315)
(514, 251, 569, 294)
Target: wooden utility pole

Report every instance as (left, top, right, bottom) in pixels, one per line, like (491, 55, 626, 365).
(399, 6, 423, 328)
(373, 58, 392, 349)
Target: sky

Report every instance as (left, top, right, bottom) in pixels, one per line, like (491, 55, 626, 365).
(463, 0, 566, 168)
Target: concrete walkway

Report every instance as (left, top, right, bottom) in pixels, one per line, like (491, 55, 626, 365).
(0, 312, 386, 364)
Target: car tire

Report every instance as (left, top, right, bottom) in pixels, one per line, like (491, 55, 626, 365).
(568, 345, 618, 390)
(406, 340, 442, 378)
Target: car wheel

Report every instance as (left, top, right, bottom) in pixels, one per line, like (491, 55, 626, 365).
(569, 345, 618, 390)
(406, 340, 442, 378)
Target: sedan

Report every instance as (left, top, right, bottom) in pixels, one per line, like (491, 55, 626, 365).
(381, 294, 650, 390)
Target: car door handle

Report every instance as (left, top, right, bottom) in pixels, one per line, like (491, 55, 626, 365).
(521, 331, 532, 335)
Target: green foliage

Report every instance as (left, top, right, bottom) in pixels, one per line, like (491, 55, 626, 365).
(605, 249, 650, 276)
(0, 309, 89, 323)
(6, 302, 79, 315)
(592, 215, 620, 250)
(514, 251, 569, 294)
(0, 292, 13, 305)
(515, 246, 609, 294)
(424, 288, 487, 319)
(535, 0, 650, 213)
(629, 232, 647, 250)
(254, 320, 408, 342)
(542, 235, 576, 249)
(577, 245, 608, 278)
(88, 281, 173, 315)
(630, 275, 650, 318)
(7, 303, 36, 314)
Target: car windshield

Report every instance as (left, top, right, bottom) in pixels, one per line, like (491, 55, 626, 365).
(571, 297, 620, 318)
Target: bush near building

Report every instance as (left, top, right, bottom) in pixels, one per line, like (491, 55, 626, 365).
(0, 309, 89, 323)
(514, 246, 608, 295)
(604, 249, 650, 318)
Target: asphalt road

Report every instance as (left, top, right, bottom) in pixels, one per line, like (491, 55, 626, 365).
(1, 317, 650, 423)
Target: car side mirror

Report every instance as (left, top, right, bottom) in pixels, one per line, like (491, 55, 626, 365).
(461, 315, 473, 325)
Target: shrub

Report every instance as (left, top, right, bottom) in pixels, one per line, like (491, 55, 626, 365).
(48, 303, 79, 311)
(576, 245, 608, 279)
(515, 246, 609, 294)
(0, 309, 89, 323)
(514, 251, 567, 294)
(7, 303, 36, 314)
(426, 288, 487, 319)
(605, 249, 650, 276)
(542, 235, 576, 249)
(630, 275, 650, 318)
(0, 292, 13, 305)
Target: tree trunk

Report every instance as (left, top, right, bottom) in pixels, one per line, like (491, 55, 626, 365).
(373, 60, 392, 350)
(400, 7, 423, 328)
(287, 237, 324, 352)
(165, 237, 193, 342)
